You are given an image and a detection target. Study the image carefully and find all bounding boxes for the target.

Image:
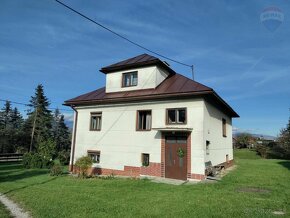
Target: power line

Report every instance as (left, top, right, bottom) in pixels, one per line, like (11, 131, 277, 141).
(54, 0, 195, 72)
(0, 99, 73, 112)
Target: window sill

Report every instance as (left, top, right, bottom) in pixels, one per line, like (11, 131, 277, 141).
(121, 84, 138, 88)
(136, 129, 151, 131)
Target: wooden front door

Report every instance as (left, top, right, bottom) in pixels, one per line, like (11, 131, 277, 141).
(165, 135, 187, 180)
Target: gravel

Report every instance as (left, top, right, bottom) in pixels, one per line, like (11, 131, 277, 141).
(0, 193, 30, 218)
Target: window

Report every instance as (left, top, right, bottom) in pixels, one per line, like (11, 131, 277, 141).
(206, 140, 210, 155)
(222, 118, 226, 137)
(137, 110, 151, 130)
(88, 151, 100, 163)
(90, 113, 102, 131)
(166, 108, 186, 124)
(122, 71, 138, 87)
(141, 153, 150, 167)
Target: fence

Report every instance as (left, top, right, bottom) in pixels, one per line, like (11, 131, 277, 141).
(0, 153, 24, 162)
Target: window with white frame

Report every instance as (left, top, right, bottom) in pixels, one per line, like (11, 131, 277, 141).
(88, 151, 100, 163)
(122, 71, 138, 87)
(137, 110, 151, 130)
(166, 108, 186, 124)
(90, 112, 102, 131)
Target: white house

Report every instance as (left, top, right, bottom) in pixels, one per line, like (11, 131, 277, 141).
(64, 54, 239, 180)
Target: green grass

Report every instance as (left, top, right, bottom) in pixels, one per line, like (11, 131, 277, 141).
(0, 202, 12, 218)
(234, 148, 261, 159)
(0, 151, 289, 218)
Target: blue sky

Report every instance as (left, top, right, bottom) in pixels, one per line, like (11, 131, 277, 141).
(0, 0, 289, 136)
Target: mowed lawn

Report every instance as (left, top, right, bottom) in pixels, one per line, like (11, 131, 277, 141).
(0, 150, 289, 218)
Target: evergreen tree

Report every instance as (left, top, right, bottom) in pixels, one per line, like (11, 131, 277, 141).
(10, 107, 23, 129)
(52, 109, 71, 151)
(0, 101, 12, 129)
(0, 101, 12, 153)
(0, 102, 24, 153)
(277, 118, 290, 159)
(27, 84, 53, 151)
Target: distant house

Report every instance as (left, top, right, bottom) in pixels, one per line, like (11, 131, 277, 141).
(64, 54, 239, 180)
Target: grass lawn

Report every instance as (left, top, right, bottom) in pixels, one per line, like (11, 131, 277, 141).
(0, 150, 289, 218)
(0, 202, 12, 218)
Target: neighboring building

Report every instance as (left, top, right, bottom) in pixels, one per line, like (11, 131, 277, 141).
(64, 54, 239, 180)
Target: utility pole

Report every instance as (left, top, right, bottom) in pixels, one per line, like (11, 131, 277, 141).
(191, 65, 194, 80)
(29, 107, 38, 152)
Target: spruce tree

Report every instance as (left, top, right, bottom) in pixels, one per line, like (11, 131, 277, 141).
(0, 101, 12, 153)
(0, 101, 12, 129)
(0, 102, 24, 153)
(52, 109, 71, 151)
(27, 84, 53, 151)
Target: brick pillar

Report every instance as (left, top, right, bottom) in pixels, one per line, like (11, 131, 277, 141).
(187, 133, 191, 178)
(161, 133, 165, 177)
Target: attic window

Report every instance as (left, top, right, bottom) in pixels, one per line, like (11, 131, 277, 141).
(122, 71, 138, 87)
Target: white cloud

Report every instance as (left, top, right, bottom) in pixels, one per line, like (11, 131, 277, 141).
(63, 112, 74, 122)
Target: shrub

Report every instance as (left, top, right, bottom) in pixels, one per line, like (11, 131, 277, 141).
(30, 153, 43, 168)
(50, 159, 63, 176)
(75, 156, 93, 178)
(22, 152, 33, 169)
(57, 150, 70, 165)
(22, 152, 52, 169)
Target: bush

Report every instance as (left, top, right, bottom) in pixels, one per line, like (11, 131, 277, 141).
(75, 156, 93, 178)
(57, 150, 70, 165)
(50, 160, 63, 176)
(22, 152, 53, 169)
(22, 152, 33, 169)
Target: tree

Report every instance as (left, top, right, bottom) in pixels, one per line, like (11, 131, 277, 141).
(235, 133, 255, 148)
(0, 101, 12, 129)
(10, 107, 23, 129)
(0, 102, 24, 153)
(52, 109, 71, 151)
(27, 84, 53, 151)
(277, 118, 290, 159)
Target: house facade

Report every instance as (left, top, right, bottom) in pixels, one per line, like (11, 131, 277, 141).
(65, 54, 239, 180)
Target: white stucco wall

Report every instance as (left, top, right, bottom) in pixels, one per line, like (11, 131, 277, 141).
(105, 66, 168, 93)
(72, 98, 205, 175)
(203, 101, 233, 166)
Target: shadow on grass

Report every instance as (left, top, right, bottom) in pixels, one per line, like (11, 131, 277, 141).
(0, 162, 23, 171)
(0, 169, 49, 183)
(278, 161, 290, 171)
(3, 176, 58, 195)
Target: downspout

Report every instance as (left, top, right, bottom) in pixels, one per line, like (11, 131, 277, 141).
(70, 106, 78, 172)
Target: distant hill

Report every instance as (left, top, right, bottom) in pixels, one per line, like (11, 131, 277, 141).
(233, 132, 277, 141)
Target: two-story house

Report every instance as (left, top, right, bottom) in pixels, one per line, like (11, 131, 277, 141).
(64, 54, 239, 180)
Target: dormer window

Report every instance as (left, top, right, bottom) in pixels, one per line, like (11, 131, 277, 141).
(122, 71, 138, 87)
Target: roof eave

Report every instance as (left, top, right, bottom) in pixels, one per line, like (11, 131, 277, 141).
(64, 90, 213, 106)
(100, 60, 176, 75)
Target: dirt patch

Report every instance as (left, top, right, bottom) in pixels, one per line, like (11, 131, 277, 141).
(236, 187, 271, 193)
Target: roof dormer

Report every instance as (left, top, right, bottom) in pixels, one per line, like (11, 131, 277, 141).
(100, 54, 175, 93)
